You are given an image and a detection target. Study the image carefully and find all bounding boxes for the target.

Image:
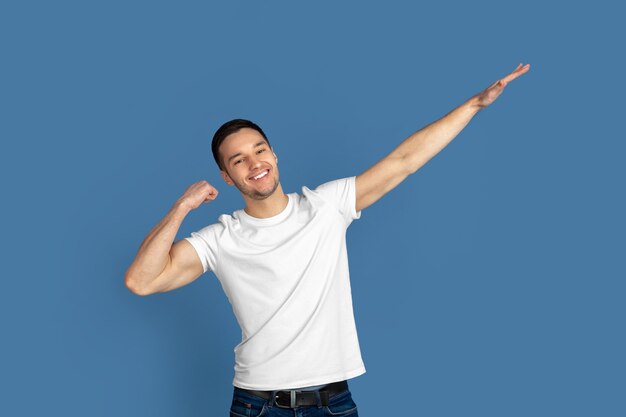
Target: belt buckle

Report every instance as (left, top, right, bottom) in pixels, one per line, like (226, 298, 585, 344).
(274, 389, 300, 408)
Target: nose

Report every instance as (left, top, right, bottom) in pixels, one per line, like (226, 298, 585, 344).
(248, 154, 263, 169)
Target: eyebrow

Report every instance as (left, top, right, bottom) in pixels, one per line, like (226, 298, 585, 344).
(227, 141, 268, 164)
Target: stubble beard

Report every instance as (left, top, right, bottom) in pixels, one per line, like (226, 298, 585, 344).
(238, 174, 280, 200)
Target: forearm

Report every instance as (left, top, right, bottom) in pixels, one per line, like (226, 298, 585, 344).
(125, 202, 192, 292)
(394, 95, 482, 174)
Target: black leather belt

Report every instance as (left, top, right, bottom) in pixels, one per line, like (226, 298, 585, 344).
(238, 380, 348, 408)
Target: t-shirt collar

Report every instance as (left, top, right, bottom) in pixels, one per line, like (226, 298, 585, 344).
(237, 194, 294, 226)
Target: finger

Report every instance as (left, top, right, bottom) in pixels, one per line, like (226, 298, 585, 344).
(505, 63, 530, 82)
(502, 64, 522, 80)
(513, 63, 530, 74)
(502, 69, 523, 83)
(504, 68, 522, 82)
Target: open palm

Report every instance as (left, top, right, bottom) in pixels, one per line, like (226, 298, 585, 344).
(475, 63, 530, 108)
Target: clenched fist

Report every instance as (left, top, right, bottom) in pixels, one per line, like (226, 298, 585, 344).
(175, 181, 219, 211)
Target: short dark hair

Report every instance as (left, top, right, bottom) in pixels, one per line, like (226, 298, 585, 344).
(211, 119, 270, 171)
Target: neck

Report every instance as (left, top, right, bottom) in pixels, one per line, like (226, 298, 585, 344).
(243, 184, 289, 218)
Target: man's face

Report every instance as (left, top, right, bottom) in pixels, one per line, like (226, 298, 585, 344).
(219, 128, 280, 200)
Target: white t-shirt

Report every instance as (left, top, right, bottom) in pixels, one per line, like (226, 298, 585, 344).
(184, 176, 366, 390)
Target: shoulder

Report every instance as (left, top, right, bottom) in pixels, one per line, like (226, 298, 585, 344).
(189, 213, 234, 239)
(300, 177, 360, 224)
(303, 177, 355, 200)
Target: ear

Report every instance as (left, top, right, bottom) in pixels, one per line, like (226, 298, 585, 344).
(220, 169, 234, 186)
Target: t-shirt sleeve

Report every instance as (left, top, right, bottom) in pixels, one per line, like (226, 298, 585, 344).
(183, 223, 221, 274)
(313, 176, 362, 226)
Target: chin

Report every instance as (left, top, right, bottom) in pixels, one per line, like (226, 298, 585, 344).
(238, 178, 280, 200)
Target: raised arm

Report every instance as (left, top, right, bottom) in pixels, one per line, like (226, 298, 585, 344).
(124, 181, 218, 296)
(355, 63, 530, 212)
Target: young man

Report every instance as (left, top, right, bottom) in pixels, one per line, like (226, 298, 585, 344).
(125, 63, 530, 416)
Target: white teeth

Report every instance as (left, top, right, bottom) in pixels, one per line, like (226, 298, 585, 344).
(252, 170, 268, 180)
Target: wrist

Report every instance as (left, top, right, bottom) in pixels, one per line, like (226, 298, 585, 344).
(466, 95, 484, 112)
(172, 199, 193, 216)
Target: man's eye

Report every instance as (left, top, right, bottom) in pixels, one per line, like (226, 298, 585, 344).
(234, 159, 242, 165)
(257, 149, 266, 154)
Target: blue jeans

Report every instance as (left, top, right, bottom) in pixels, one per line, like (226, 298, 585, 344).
(229, 384, 359, 417)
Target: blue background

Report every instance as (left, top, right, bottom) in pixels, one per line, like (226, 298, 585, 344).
(1, 1, 624, 416)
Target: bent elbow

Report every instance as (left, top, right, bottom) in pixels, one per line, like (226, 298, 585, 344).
(125, 273, 151, 296)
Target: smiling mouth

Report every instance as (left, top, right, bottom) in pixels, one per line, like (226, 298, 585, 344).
(249, 169, 269, 181)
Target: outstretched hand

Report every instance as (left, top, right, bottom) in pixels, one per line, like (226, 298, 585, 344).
(474, 63, 530, 108)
